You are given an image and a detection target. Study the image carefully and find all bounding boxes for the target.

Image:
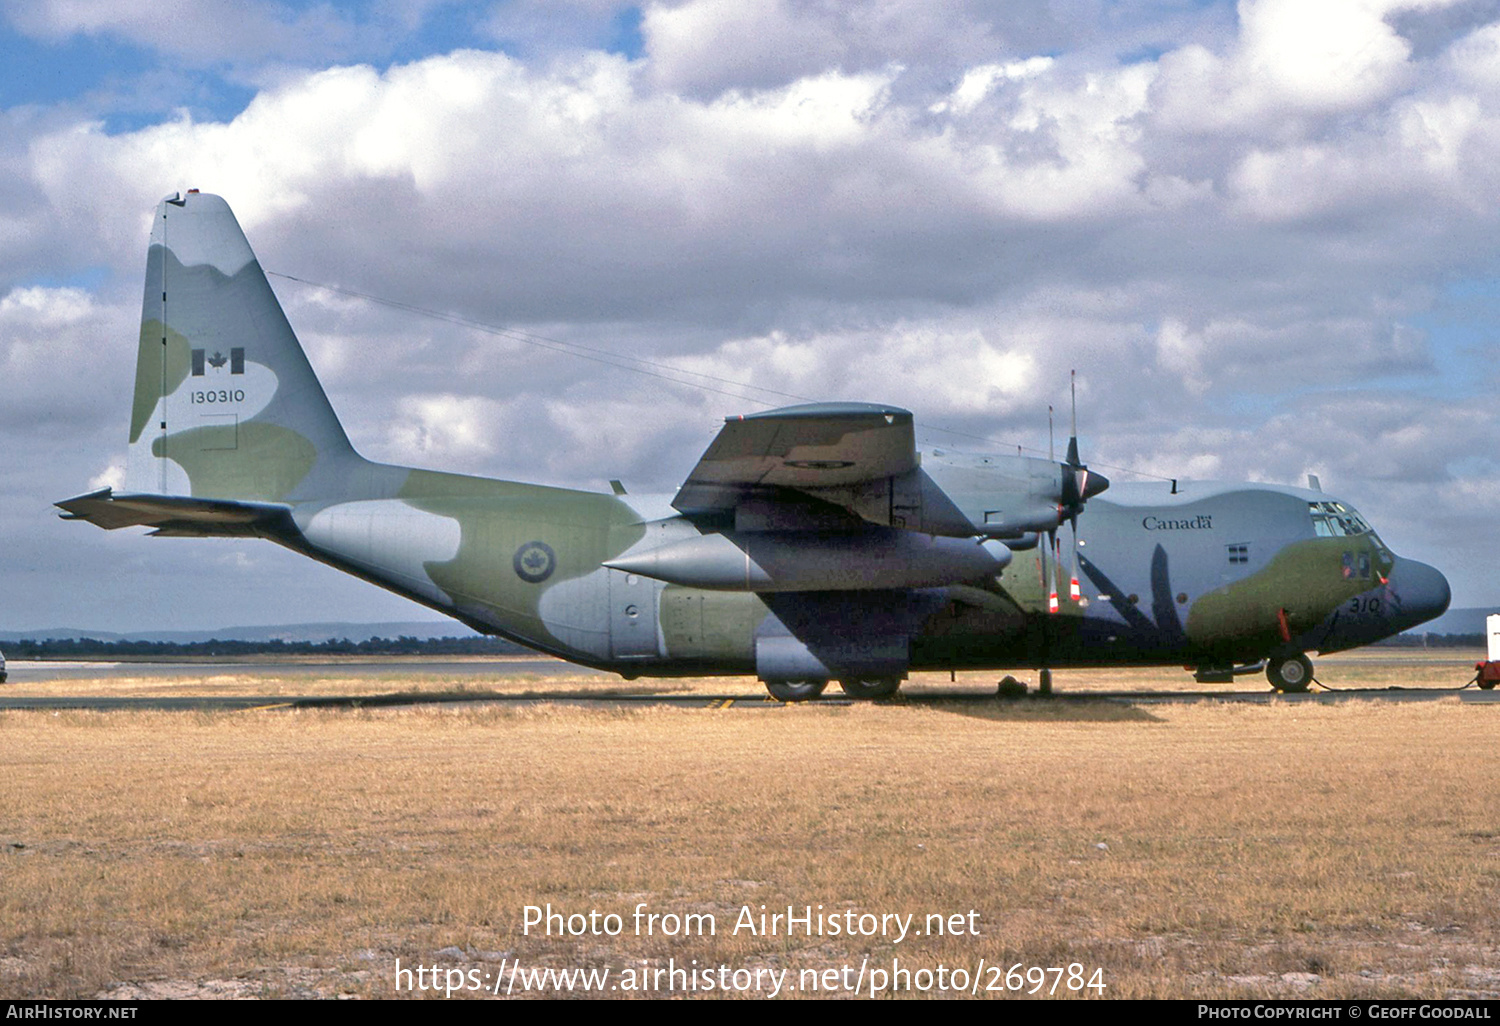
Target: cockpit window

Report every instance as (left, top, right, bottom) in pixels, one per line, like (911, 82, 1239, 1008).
(1309, 501, 1372, 538)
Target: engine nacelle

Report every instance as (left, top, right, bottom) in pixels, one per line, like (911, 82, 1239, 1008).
(604, 528, 1011, 592)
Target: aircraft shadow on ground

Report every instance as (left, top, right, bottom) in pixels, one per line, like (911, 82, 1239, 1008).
(291, 690, 1162, 721)
(911, 697, 1165, 723)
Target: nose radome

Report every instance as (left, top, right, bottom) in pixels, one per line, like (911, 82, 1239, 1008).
(1390, 557, 1452, 632)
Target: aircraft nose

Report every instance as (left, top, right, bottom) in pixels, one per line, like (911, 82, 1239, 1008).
(1388, 556, 1451, 632)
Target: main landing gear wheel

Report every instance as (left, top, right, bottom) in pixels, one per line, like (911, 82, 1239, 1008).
(765, 680, 827, 702)
(1266, 653, 1314, 693)
(838, 678, 902, 700)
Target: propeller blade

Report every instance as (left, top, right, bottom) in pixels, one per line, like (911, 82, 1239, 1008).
(1068, 370, 1079, 467)
(1068, 512, 1083, 603)
(1048, 530, 1061, 614)
(1037, 376, 1105, 614)
(1058, 370, 1109, 514)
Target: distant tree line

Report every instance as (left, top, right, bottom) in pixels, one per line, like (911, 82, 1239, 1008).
(1375, 633, 1484, 648)
(3, 635, 533, 659)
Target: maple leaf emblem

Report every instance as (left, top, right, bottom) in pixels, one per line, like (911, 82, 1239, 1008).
(512, 541, 557, 583)
(207, 351, 228, 369)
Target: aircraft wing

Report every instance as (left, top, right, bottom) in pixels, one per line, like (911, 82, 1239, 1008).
(55, 488, 293, 537)
(672, 402, 918, 514)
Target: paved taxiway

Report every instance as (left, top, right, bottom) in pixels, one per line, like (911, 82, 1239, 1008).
(1, 687, 1495, 712)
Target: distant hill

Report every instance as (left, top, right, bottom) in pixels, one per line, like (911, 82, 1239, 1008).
(0, 620, 483, 644)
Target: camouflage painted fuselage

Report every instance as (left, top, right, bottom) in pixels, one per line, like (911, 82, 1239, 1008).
(273, 470, 1449, 678)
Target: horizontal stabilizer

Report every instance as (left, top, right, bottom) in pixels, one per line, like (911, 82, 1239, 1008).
(55, 488, 293, 537)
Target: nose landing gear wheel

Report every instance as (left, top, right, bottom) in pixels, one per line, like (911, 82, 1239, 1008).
(1267, 653, 1313, 693)
(765, 680, 827, 702)
(838, 678, 902, 700)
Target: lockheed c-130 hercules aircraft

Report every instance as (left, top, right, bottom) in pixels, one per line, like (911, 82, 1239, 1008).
(58, 192, 1452, 699)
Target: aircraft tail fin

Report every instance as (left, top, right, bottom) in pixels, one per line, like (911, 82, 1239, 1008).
(125, 190, 362, 503)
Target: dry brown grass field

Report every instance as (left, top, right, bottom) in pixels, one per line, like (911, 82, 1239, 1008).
(0, 649, 1496, 1000)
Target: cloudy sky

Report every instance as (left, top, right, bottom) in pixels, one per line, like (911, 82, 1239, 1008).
(1, 0, 1497, 633)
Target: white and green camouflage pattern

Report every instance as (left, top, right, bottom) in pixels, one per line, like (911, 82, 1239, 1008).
(58, 193, 1452, 697)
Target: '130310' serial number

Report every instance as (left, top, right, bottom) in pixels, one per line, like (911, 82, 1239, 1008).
(191, 390, 245, 404)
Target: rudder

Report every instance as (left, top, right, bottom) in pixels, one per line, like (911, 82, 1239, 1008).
(126, 190, 358, 502)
